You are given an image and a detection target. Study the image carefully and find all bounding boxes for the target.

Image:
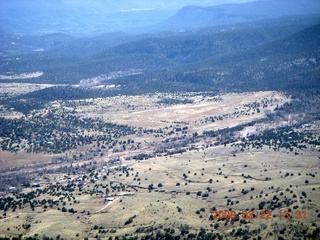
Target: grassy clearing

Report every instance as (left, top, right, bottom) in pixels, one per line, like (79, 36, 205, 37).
(0, 91, 319, 239)
(1, 143, 318, 239)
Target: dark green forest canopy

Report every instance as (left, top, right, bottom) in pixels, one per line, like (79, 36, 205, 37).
(1, 16, 319, 89)
(0, 108, 136, 154)
(0, 16, 319, 114)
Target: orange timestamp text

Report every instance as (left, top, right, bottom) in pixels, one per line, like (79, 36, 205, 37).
(210, 209, 307, 220)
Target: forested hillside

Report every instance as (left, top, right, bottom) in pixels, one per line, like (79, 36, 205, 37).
(0, 15, 319, 107)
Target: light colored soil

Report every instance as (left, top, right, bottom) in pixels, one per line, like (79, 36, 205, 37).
(0, 149, 56, 169)
(0, 142, 319, 239)
(76, 91, 289, 129)
(0, 83, 60, 97)
(1, 91, 318, 239)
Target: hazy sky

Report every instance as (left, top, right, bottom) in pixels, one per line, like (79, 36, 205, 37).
(0, 0, 259, 35)
(1, 0, 259, 12)
(0, 0, 319, 35)
(62, 0, 258, 11)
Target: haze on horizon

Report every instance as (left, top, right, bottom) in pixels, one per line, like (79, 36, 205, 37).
(0, 0, 259, 36)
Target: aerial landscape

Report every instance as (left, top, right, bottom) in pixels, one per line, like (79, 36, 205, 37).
(0, 0, 320, 239)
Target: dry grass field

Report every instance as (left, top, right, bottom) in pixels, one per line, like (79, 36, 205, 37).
(0, 90, 319, 239)
(0, 150, 57, 169)
(0, 91, 288, 168)
(0, 144, 319, 239)
(0, 83, 58, 99)
(75, 91, 288, 130)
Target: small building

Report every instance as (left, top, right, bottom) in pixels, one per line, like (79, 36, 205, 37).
(121, 165, 128, 170)
(106, 197, 115, 201)
(8, 187, 16, 192)
(19, 143, 29, 148)
(196, 146, 205, 151)
(117, 192, 135, 196)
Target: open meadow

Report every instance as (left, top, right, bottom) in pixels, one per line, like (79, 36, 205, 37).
(0, 88, 319, 239)
(0, 143, 319, 239)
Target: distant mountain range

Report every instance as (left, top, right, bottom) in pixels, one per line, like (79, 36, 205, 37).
(1, 14, 319, 95)
(156, 0, 320, 31)
(1, 0, 320, 106)
(0, 0, 174, 36)
(1, 0, 320, 36)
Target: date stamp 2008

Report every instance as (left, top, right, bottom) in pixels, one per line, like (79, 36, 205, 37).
(210, 209, 307, 220)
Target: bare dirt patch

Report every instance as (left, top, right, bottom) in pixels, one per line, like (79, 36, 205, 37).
(0, 150, 55, 169)
(74, 91, 289, 132)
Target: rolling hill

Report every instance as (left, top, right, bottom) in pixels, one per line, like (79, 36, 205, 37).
(155, 0, 320, 31)
(1, 15, 319, 87)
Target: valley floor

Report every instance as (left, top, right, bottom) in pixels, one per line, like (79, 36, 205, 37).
(0, 89, 319, 239)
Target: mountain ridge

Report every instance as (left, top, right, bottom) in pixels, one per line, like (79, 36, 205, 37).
(0, 15, 319, 94)
(154, 0, 320, 31)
